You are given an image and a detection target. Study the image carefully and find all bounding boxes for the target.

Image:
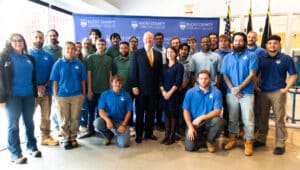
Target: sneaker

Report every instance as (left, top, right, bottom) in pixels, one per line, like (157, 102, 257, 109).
(253, 141, 266, 148)
(129, 127, 136, 137)
(11, 156, 27, 164)
(41, 137, 59, 146)
(273, 147, 285, 155)
(29, 150, 42, 157)
(54, 130, 63, 137)
(79, 126, 87, 133)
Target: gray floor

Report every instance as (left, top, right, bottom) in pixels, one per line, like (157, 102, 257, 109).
(0, 126, 300, 170)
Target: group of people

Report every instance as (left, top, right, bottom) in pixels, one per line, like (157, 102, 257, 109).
(0, 27, 297, 164)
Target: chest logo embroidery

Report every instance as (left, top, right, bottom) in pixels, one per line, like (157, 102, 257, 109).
(276, 60, 281, 64)
(209, 94, 213, 99)
(26, 59, 31, 64)
(75, 65, 79, 69)
(44, 56, 48, 60)
(243, 56, 247, 60)
(120, 96, 125, 101)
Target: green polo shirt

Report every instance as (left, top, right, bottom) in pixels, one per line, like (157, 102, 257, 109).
(43, 45, 63, 61)
(87, 52, 112, 93)
(112, 55, 131, 93)
(105, 45, 120, 60)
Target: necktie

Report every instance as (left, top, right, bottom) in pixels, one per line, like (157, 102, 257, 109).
(148, 50, 153, 67)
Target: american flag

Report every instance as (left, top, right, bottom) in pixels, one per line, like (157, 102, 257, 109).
(224, 5, 231, 38)
(261, 8, 272, 49)
(247, 7, 253, 33)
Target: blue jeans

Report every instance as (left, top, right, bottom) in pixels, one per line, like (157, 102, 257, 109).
(6, 95, 38, 160)
(185, 117, 225, 152)
(94, 117, 130, 148)
(79, 97, 89, 127)
(226, 94, 254, 139)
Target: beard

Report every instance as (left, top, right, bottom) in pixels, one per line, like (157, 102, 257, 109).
(233, 44, 246, 53)
(82, 48, 91, 57)
(121, 52, 129, 58)
(50, 39, 59, 45)
(33, 42, 43, 49)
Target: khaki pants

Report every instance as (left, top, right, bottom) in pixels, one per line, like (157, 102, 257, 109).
(56, 95, 84, 141)
(257, 91, 287, 147)
(35, 95, 52, 139)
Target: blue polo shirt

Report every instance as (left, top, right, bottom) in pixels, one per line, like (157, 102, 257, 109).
(29, 48, 55, 95)
(10, 52, 34, 96)
(216, 49, 232, 59)
(247, 44, 266, 57)
(258, 52, 297, 92)
(98, 89, 133, 120)
(221, 50, 258, 94)
(182, 86, 222, 120)
(50, 57, 87, 97)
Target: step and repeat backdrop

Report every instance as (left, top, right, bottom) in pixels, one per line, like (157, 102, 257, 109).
(73, 14, 219, 48)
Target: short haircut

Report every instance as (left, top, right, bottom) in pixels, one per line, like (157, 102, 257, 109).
(129, 36, 138, 42)
(120, 41, 129, 47)
(197, 70, 211, 78)
(95, 38, 106, 44)
(187, 36, 197, 42)
(33, 30, 44, 36)
(179, 43, 190, 53)
(232, 32, 247, 44)
(89, 28, 102, 38)
(154, 32, 164, 39)
(64, 41, 75, 48)
(208, 32, 218, 37)
(111, 74, 124, 83)
(219, 34, 231, 42)
(110, 33, 121, 40)
(267, 35, 281, 43)
(46, 29, 59, 37)
(170, 36, 181, 43)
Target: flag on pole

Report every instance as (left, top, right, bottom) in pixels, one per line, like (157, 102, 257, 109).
(247, 7, 253, 33)
(224, 5, 231, 38)
(261, 8, 272, 49)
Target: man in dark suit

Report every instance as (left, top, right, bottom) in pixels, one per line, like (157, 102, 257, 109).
(130, 31, 163, 143)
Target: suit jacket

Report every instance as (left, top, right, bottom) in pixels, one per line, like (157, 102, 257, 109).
(130, 47, 162, 96)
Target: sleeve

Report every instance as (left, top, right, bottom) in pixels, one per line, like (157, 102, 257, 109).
(98, 92, 107, 111)
(220, 55, 227, 74)
(213, 89, 223, 110)
(249, 53, 258, 71)
(126, 92, 133, 112)
(80, 62, 87, 81)
(87, 55, 93, 71)
(174, 63, 184, 87)
(286, 56, 297, 75)
(216, 53, 222, 73)
(182, 89, 191, 110)
(130, 51, 138, 88)
(0, 57, 6, 102)
(50, 60, 60, 81)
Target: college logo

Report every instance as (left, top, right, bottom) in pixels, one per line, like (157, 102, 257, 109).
(243, 56, 247, 60)
(80, 19, 88, 28)
(276, 60, 281, 64)
(209, 94, 213, 99)
(179, 22, 186, 30)
(44, 56, 48, 60)
(26, 59, 31, 64)
(120, 97, 125, 101)
(75, 65, 79, 69)
(131, 21, 138, 29)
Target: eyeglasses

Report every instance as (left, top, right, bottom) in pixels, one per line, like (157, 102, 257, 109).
(11, 39, 23, 43)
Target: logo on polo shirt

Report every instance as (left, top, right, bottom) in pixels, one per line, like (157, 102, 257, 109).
(120, 96, 125, 101)
(26, 59, 31, 64)
(243, 56, 247, 60)
(44, 56, 48, 60)
(276, 60, 281, 64)
(75, 65, 79, 69)
(209, 94, 213, 99)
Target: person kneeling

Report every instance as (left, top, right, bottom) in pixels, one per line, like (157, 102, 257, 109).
(94, 75, 132, 148)
(182, 70, 225, 153)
